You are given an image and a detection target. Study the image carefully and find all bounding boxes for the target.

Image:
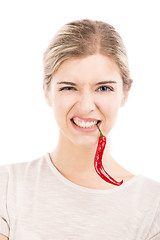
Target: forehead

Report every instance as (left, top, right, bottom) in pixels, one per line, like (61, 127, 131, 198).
(52, 53, 122, 84)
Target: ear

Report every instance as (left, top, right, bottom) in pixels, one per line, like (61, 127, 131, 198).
(43, 83, 52, 107)
(120, 90, 129, 107)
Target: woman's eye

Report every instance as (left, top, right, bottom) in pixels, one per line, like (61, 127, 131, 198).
(97, 86, 113, 92)
(59, 86, 113, 92)
(59, 87, 77, 91)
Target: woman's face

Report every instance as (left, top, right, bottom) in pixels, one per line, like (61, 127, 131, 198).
(44, 53, 128, 147)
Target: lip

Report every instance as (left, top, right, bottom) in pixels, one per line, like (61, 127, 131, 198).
(70, 118, 101, 132)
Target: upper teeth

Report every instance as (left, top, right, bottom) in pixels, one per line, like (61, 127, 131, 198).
(73, 119, 98, 128)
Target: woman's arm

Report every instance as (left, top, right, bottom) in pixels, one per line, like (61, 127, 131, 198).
(0, 233, 9, 240)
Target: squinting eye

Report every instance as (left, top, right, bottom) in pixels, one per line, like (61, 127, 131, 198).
(59, 87, 77, 91)
(97, 86, 113, 92)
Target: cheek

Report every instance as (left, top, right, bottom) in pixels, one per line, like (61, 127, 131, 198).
(99, 94, 123, 133)
(52, 94, 76, 120)
(100, 95, 121, 116)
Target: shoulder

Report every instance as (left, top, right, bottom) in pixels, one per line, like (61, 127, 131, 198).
(136, 175, 160, 198)
(147, 199, 160, 239)
(0, 153, 48, 184)
(135, 175, 160, 239)
(142, 192, 160, 239)
(136, 175, 160, 208)
(0, 154, 48, 231)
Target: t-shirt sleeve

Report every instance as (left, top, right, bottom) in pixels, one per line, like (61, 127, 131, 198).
(0, 166, 10, 237)
(146, 199, 160, 240)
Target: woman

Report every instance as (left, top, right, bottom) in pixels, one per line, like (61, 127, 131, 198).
(0, 19, 160, 240)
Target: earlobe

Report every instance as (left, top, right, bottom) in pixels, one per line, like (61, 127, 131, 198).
(121, 91, 129, 107)
(46, 96, 52, 106)
(45, 95, 52, 107)
(43, 83, 52, 107)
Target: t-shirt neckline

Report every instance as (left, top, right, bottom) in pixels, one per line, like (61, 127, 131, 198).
(45, 152, 141, 194)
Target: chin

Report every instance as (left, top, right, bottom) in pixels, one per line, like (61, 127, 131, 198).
(73, 137, 98, 148)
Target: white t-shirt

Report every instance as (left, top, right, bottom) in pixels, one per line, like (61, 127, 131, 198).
(0, 153, 160, 240)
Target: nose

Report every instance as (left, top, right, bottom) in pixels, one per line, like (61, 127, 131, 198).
(77, 90, 96, 113)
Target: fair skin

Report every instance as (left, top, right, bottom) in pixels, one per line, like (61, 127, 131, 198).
(0, 233, 9, 240)
(0, 54, 134, 239)
(44, 53, 134, 190)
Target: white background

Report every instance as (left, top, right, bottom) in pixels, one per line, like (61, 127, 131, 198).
(0, 0, 160, 181)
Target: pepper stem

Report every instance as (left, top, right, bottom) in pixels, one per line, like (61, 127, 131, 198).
(96, 123, 104, 137)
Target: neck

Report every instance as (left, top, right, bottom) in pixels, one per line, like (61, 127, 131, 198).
(50, 132, 113, 179)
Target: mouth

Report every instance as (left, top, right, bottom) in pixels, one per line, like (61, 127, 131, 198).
(71, 118, 101, 129)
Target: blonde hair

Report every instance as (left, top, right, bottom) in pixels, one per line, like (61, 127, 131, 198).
(43, 19, 133, 90)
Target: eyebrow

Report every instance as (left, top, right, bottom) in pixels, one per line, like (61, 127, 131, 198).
(95, 81, 117, 85)
(57, 81, 117, 86)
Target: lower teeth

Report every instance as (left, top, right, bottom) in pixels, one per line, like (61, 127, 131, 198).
(76, 125, 94, 128)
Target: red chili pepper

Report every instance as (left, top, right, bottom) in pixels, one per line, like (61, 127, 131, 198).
(94, 124, 123, 186)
